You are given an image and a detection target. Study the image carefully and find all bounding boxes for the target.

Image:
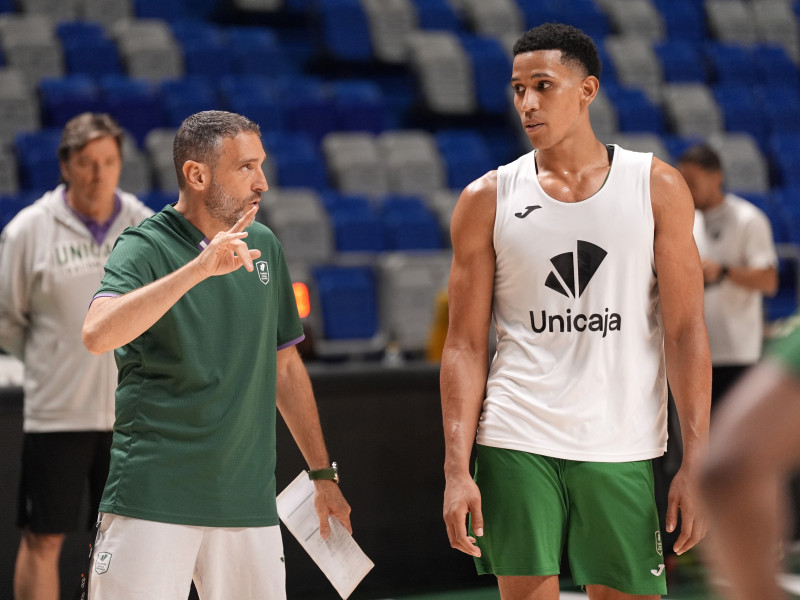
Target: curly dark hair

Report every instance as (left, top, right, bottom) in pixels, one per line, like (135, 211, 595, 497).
(678, 144, 722, 172)
(513, 23, 602, 80)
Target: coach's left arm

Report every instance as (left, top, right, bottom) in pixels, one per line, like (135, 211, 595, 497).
(651, 157, 712, 555)
(276, 345, 352, 539)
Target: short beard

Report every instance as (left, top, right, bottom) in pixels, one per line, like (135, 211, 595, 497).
(204, 178, 253, 229)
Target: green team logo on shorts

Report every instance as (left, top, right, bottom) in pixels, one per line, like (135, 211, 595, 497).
(95, 552, 112, 574)
(256, 261, 270, 285)
(655, 531, 662, 556)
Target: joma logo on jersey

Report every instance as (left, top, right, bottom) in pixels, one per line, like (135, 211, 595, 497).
(530, 240, 621, 337)
(256, 260, 270, 285)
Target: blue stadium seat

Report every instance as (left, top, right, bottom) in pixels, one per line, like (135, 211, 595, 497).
(332, 80, 387, 133)
(519, 0, 610, 41)
(14, 130, 62, 195)
(380, 195, 443, 251)
(314, 0, 373, 61)
(760, 85, 800, 135)
(706, 42, 757, 85)
(435, 129, 493, 190)
(57, 22, 123, 78)
(596, 45, 619, 86)
(768, 134, 800, 188)
(0, 192, 38, 230)
(764, 256, 799, 320)
(321, 192, 384, 252)
(262, 132, 328, 190)
(753, 44, 800, 90)
(219, 75, 285, 133)
(460, 35, 512, 114)
(713, 84, 767, 143)
(311, 264, 380, 340)
(603, 84, 665, 133)
(160, 77, 218, 128)
(39, 75, 102, 128)
(654, 0, 707, 42)
(170, 20, 230, 82)
(225, 27, 292, 78)
(410, 0, 461, 31)
(663, 135, 703, 165)
(654, 40, 706, 83)
(138, 190, 178, 213)
(276, 77, 336, 142)
(99, 76, 164, 146)
(132, 0, 188, 21)
(771, 186, 800, 243)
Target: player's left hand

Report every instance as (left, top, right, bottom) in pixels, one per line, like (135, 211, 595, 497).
(313, 480, 352, 540)
(667, 464, 708, 555)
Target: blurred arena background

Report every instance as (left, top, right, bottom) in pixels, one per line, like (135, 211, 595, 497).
(0, 0, 799, 598)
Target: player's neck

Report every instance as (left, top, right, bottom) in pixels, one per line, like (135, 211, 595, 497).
(533, 130, 606, 176)
(174, 194, 228, 240)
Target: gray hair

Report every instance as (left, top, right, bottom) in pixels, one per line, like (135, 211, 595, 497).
(57, 112, 124, 163)
(173, 110, 261, 190)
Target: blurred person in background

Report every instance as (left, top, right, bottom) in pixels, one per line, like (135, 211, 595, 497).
(0, 112, 151, 600)
(678, 144, 778, 409)
(701, 323, 800, 600)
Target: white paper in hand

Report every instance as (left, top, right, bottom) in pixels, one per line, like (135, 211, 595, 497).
(277, 471, 374, 599)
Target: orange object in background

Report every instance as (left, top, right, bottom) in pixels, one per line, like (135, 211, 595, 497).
(293, 282, 311, 319)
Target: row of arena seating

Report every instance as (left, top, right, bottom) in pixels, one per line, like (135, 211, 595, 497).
(0, 0, 798, 356)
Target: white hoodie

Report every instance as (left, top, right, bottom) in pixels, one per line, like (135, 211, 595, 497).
(0, 185, 152, 432)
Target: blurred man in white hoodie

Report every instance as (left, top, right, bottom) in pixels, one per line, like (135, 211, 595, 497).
(0, 113, 151, 600)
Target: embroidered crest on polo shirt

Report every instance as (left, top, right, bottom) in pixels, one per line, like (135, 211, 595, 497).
(256, 260, 270, 285)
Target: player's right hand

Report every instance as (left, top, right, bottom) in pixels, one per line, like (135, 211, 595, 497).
(443, 474, 483, 557)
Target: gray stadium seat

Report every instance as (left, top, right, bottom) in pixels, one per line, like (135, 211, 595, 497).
(752, 0, 800, 61)
(610, 132, 672, 164)
(427, 189, 459, 244)
(407, 31, 476, 115)
(590, 88, 619, 141)
(378, 250, 452, 354)
(708, 132, 771, 195)
(111, 19, 183, 81)
(360, 0, 418, 64)
(18, 0, 79, 21)
(0, 14, 64, 88)
(661, 83, 724, 138)
(0, 146, 18, 196)
(0, 69, 41, 147)
(76, 0, 133, 29)
(322, 132, 389, 197)
(119, 134, 152, 196)
(604, 36, 663, 101)
(232, 0, 283, 11)
(378, 130, 446, 196)
(144, 128, 179, 193)
(452, 0, 523, 40)
(705, 0, 759, 45)
(599, 0, 665, 41)
(257, 188, 334, 266)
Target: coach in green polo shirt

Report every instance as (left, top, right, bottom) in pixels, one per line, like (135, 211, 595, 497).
(82, 110, 350, 599)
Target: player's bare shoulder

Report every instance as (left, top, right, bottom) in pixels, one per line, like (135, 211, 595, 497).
(451, 170, 498, 234)
(649, 156, 694, 226)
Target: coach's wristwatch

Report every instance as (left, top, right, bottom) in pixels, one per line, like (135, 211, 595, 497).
(308, 462, 339, 483)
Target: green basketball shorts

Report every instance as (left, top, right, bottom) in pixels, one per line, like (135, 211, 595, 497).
(471, 444, 667, 596)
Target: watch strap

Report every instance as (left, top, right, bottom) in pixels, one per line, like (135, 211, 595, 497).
(308, 462, 339, 483)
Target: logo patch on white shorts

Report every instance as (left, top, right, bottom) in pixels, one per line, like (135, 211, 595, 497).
(95, 552, 112, 575)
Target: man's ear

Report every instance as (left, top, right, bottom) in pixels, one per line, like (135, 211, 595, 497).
(183, 160, 210, 191)
(59, 160, 70, 185)
(581, 75, 600, 106)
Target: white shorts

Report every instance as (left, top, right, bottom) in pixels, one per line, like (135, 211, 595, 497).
(89, 513, 286, 600)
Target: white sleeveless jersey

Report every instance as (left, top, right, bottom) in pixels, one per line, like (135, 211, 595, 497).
(477, 145, 668, 462)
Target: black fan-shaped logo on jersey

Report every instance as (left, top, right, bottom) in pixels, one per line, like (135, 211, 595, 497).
(544, 241, 607, 298)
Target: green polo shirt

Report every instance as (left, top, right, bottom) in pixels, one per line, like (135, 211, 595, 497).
(95, 205, 304, 526)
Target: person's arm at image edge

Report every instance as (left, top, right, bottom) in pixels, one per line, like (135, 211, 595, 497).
(651, 158, 712, 555)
